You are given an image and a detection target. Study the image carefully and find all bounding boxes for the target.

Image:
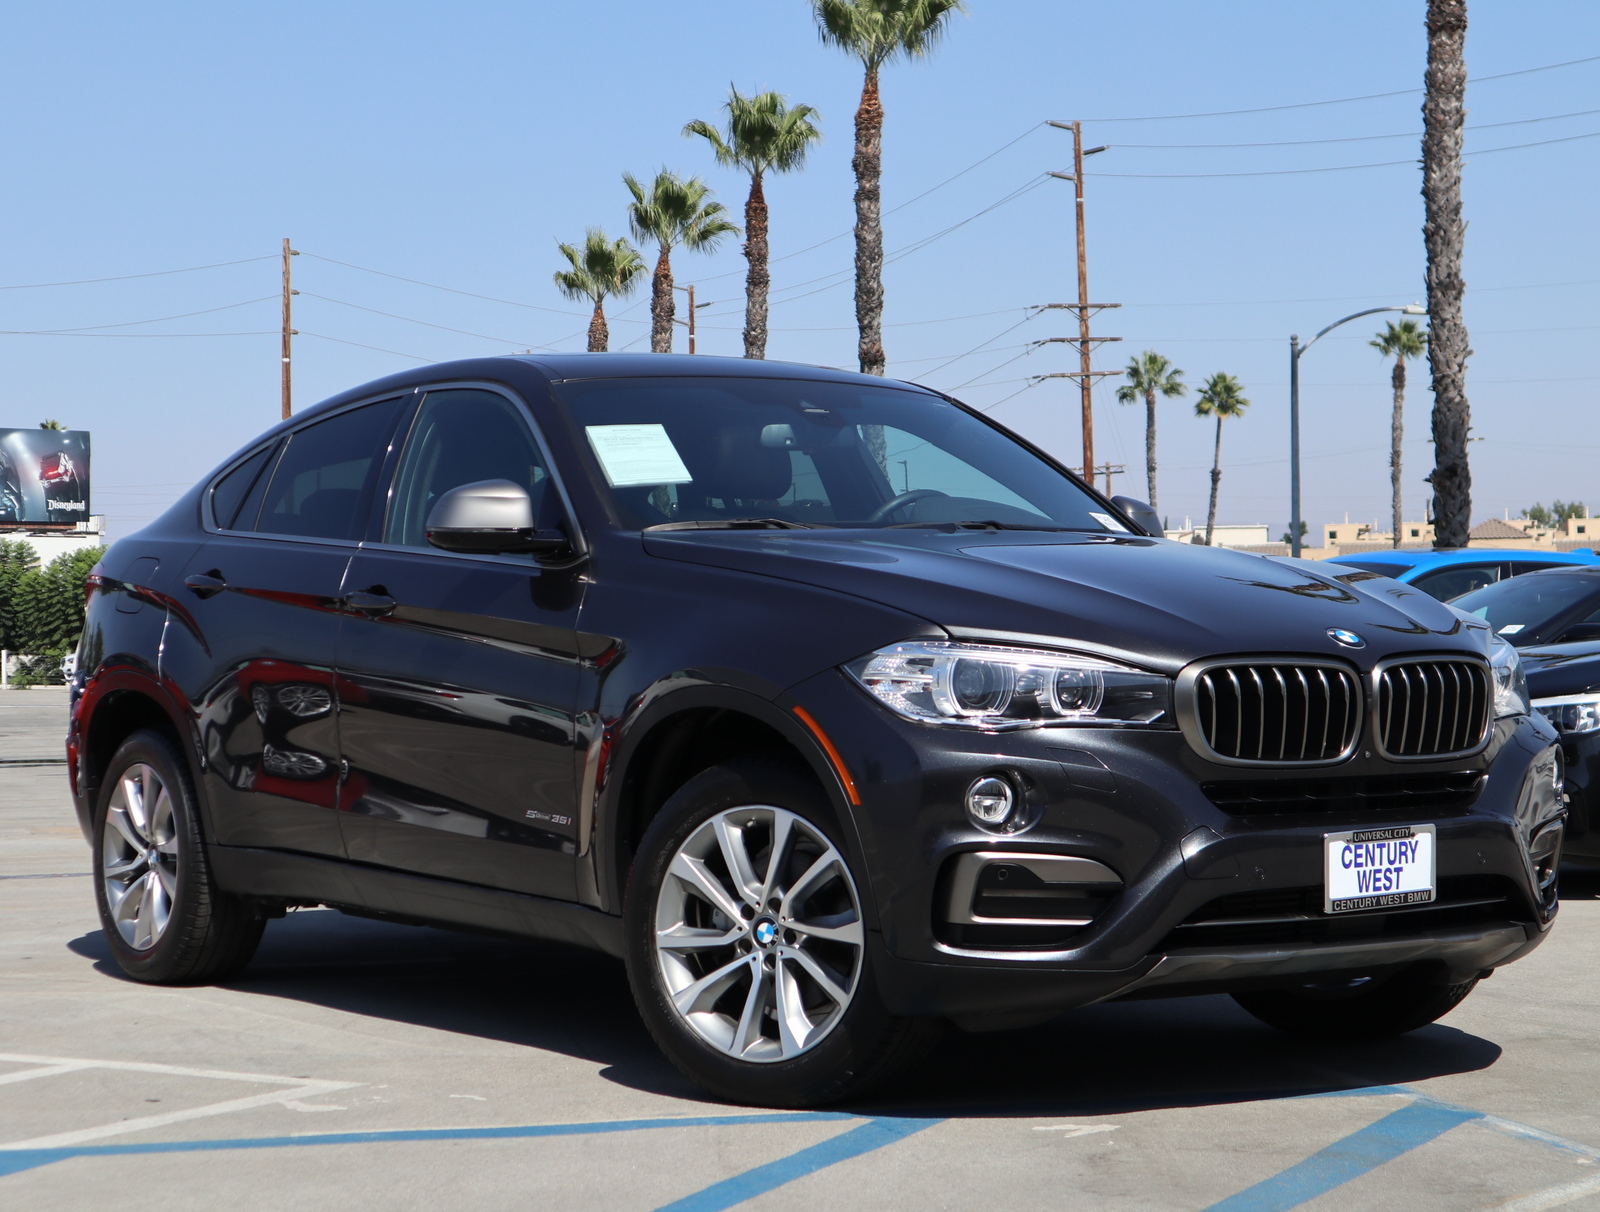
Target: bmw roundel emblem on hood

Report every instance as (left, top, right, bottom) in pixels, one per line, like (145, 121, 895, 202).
(1327, 628, 1365, 649)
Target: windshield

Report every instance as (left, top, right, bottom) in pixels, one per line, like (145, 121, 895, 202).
(553, 377, 1116, 531)
(1451, 573, 1600, 643)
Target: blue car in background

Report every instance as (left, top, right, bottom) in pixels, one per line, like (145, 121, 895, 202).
(1325, 547, 1599, 601)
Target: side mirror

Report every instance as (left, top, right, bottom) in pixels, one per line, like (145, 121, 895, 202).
(425, 479, 569, 556)
(1110, 495, 1163, 539)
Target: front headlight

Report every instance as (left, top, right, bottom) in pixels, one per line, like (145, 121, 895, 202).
(1490, 633, 1530, 718)
(1533, 694, 1600, 735)
(845, 640, 1173, 730)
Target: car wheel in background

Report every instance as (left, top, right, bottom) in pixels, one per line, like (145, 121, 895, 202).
(1231, 966, 1479, 1041)
(624, 755, 938, 1107)
(93, 729, 265, 983)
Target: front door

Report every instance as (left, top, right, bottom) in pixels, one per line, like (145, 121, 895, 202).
(336, 387, 585, 899)
(167, 396, 406, 858)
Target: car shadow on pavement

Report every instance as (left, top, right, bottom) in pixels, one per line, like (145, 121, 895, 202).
(856, 993, 1502, 1120)
(67, 907, 703, 1101)
(71, 904, 1507, 1117)
(1557, 862, 1600, 899)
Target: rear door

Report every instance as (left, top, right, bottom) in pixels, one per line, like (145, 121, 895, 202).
(166, 396, 407, 857)
(335, 386, 586, 899)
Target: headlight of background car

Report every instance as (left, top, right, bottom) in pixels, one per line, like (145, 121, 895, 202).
(846, 641, 1173, 729)
(1489, 633, 1530, 718)
(1532, 693, 1600, 735)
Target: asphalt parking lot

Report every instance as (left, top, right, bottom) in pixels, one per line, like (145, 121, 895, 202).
(5, 688, 1600, 1211)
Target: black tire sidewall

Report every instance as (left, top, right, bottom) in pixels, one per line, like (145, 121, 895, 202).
(92, 729, 212, 981)
(623, 757, 896, 1107)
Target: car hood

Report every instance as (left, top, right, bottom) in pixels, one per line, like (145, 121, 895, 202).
(1520, 640, 1600, 697)
(641, 530, 1486, 672)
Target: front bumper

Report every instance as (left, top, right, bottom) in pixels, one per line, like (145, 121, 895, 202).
(792, 670, 1565, 1024)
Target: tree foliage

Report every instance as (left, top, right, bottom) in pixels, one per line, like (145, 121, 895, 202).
(1115, 350, 1186, 513)
(0, 546, 101, 670)
(624, 169, 738, 353)
(553, 229, 645, 353)
(1523, 500, 1589, 528)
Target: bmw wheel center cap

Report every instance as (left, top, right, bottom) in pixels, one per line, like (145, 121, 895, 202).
(753, 918, 779, 947)
(1327, 628, 1365, 649)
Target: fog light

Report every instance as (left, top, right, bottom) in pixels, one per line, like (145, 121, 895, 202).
(965, 775, 1015, 828)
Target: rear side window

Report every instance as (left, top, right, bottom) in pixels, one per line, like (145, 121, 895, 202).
(1328, 560, 1408, 576)
(253, 398, 403, 541)
(210, 445, 274, 530)
(1512, 561, 1569, 576)
(383, 389, 555, 551)
(1410, 563, 1501, 601)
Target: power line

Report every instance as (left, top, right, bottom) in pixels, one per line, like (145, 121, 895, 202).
(0, 255, 275, 291)
(1092, 129, 1600, 178)
(6, 296, 276, 333)
(299, 331, 433, 362)
(299, 252, 599, 319)
(1083, 52, 1600, 122)
(298, 292, 562, 350)
(1110, 107, 1600, 149)
(0, 329, 274, 338)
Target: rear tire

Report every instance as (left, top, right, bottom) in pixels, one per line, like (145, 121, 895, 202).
(93, 729, 265, 984)
(623, 755, 937, 1107)
(1231, 966, 1479, 1041)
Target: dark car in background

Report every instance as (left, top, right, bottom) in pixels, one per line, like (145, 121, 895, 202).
(68, 354, 1564, 1106)
(1453, 567, 1600, 863)
(1328, 547, 1599, 602)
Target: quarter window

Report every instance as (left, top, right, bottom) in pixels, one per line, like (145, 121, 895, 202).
(384, 389, 553, 551)
(210, 444, 274, 530)
(1410, 563, 1501, 602)
(253, 398, 403, 542)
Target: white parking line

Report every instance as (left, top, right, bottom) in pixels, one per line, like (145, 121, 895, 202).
(1490, 1173, 1600, 1212)
(0, 1052, 360, 1151)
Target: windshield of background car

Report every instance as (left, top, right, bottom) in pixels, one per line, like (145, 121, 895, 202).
(553, 377, 1114, 531)
(1452, 573, 1600, 641)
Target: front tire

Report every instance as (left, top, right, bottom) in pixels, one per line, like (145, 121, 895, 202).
(1232, 966, 1479, 1041)
(623, 756, 935, 1106)
(93, 729, 265, 984)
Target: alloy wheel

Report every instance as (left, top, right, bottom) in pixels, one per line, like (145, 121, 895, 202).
(653, 805, 864, 1063)
(101, 762, 179, 951)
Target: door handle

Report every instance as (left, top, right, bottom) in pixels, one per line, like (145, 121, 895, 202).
(184, 572, 227, 599)
(342, 590, 397, 616)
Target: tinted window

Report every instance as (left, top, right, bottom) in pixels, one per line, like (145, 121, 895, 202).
(1454, 573, 1600, 643)
(555, 377, 1109, 531)
(255, 399, 402, 541)
(1512, 561, 1569, 576)
(210, 445, 273, 529)
(1410, 563, 1500, 601)
(384, 389, 553, 550)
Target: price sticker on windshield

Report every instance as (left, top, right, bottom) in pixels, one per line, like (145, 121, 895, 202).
(1324, 824, 1435, 914)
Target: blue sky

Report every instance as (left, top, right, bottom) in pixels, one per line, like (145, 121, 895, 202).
(2, 1, 1596, 539)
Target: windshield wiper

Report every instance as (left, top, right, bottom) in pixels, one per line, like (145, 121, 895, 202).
(886, 519, 1078, 532)
(644, 518, 820, 532)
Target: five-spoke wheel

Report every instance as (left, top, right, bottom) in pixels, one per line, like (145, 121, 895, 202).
(100, 762, 180, 951)
(654, 805, 864, 1063)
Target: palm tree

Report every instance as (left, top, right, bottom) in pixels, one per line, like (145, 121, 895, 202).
(38, 420, 65, 430)
(813, 0, 965, 376)
(685, 88, 822, 360)
(623, 170, 739, 353)
(1194, 372, 1250, 547)
(1114, 351, 1186, 513)
(1370, 319, 1428, 548)
(1422, 0, 1471, 548)
(552, 230, 645, 353)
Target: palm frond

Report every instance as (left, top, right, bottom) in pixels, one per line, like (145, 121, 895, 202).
(1369, 318, 1428, 358)
(553, 229, 645, 305)
(813, 0, 966, 67)
(687, 87, 822, 177)
(623, 169, 740, 253)
(1194, 372, 1250, 419)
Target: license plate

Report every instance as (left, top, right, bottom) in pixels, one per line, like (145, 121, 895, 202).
(1324, 824, 1436, 914)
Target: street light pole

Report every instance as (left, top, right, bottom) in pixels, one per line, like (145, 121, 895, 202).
(1288, 303, 1426, 557)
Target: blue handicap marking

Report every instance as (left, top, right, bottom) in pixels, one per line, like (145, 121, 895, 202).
(1202, 1101, 1482, 1212)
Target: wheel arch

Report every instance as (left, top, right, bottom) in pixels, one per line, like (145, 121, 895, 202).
(593, 685, 876, 926)
(78, 671, 206, 842)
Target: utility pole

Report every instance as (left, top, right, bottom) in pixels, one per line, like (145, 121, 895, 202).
(674, 284, 711, 354)
(280, 238, 299, 420)
(1045, 121, 1119, 487)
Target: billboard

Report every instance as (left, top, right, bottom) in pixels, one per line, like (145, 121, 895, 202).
(0, 429, 91, 528)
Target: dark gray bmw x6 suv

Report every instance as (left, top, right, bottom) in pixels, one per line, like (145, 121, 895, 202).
(69, 354, 1564, 1105)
